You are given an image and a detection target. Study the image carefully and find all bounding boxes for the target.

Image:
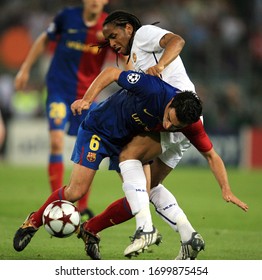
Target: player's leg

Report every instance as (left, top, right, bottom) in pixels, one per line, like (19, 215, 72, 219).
(46, 99, 68, 194)
(150, 180, 205, 259)
(119, 134, 162, 257)
(150, 132, 205, 259)
(13, 164, 96, 252)
(120, 133, 161, 234)
(150, 157, 196, 240)
(67, 108, 97, 220)
(77, 134, 162, 259)
(78, 196, 133, 260)
(78, 169, 133, 260)
(13, 125, 101, 253)
(13, 100, 67, 252)
(78, 190, 95, 221)
(48, 129, 64, 192)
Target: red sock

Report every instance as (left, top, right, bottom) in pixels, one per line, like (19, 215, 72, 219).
(77, 186, 91, 213)
(48, 162, 64, 192)
(30, 187, 66, 228)
(84, 197, 133, 234)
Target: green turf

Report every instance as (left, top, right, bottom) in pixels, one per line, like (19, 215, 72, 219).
(0, 164, 261, 260)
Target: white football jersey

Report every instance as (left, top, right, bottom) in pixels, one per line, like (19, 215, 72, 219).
(131, 25, 195, 92)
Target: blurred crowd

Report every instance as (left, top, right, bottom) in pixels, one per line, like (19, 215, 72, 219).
(0, 0, 261, 153)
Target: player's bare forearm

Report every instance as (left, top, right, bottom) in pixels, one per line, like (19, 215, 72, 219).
(83, 67, 121, 102)
(203, 148, 248, 212)
(158, 33, 185, 69)
(71, 67, 122, 115)
(15, 32, 48, 90)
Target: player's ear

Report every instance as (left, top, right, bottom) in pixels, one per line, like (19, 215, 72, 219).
(125, 23, 134, 36)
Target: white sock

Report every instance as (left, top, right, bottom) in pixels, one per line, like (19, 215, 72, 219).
(150, 184, 195, 241)
(120, 159, 153, 232)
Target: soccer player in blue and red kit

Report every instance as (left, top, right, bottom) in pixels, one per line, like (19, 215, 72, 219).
(13, 67, 204, 254)
(14, 0, 113, 219)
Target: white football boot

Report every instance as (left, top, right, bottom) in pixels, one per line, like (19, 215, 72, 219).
(124, 226, 162, 258)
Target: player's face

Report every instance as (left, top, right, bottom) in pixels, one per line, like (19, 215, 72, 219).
(163, 101, 187, 131)
(82, 0, 108, 14)
(103, 23, 133, 55)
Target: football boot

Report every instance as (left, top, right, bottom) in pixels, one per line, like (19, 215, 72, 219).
(77, 223, 101, 260)
(175, 232, 205, 260)
(13, 212, 38, 252)
(124, 226, 162, 258)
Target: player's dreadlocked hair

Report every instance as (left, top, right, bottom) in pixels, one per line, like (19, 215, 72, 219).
(170, 91, 202, 124)
(99, 11, 142, 63)
(103, 10, 142, 30)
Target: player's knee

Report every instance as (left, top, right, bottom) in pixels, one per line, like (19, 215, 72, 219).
(119, 149, 134, 162)
(50, 139, 63, 153)
(64, 184, 87, 202)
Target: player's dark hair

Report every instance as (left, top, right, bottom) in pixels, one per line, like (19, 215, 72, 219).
(100, 11, 142, 64)
(103, 10, 142, 31)
(170, 91, 202, 124)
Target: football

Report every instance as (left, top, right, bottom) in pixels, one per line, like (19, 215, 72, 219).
(42, 200, 80, 238)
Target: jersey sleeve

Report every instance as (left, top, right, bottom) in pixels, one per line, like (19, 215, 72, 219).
(180, 119, 213, 153)
(135, 25, 171, 52)
(46, 8, 65, 41)
(117, 70, 163, 97)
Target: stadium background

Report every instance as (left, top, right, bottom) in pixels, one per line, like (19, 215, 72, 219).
(0, 0, 262, 168)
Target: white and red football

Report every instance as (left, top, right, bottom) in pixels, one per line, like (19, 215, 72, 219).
(42, 200, 80, 238)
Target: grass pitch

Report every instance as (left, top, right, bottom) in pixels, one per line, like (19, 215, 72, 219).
(0, 163, 261, 260)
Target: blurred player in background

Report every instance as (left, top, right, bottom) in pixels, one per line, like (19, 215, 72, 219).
(14, 0, 112, 220)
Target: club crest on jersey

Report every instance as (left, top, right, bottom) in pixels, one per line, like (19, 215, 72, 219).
(127, 73, 141, 84)
(87, 152, 96, 162)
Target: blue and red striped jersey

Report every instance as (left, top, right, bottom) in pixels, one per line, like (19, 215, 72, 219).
(46, 7, 110, 102)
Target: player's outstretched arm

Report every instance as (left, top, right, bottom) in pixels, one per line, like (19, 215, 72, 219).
(202, 148, 248, 212)
(221, 188, 249, 212)
(14, 32, 48, 91)
(71, 67, 122, 115)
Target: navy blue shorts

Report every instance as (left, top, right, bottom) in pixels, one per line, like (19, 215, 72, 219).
(71, 123, 122, 172)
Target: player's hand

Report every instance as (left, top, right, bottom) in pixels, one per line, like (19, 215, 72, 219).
(146, 65, 164, 78)
(14, 70, 29, 91)
(71, 99, 91, 115)
(222, 189, 248, 212)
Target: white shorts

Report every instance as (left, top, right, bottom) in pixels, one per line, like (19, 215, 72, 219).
(159, 117, 203, 169)
(159, 131, 191, 169)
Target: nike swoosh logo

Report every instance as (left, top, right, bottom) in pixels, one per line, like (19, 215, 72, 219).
(18, 235, 31, 247)
(143, 108, 154, 117)
(68, 29, 78, 33)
